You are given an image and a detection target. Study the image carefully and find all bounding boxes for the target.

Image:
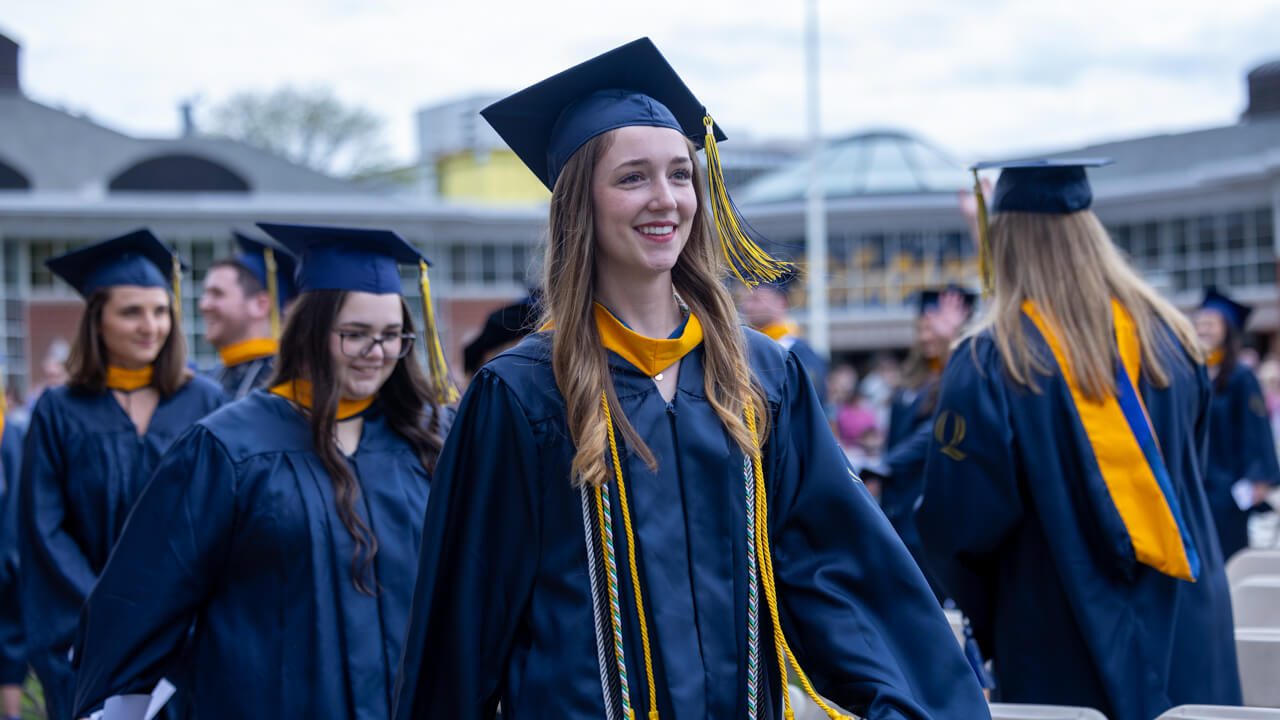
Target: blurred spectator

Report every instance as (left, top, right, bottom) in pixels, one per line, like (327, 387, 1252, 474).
(836, 389, 885, 496)
(858, 352, 900, 432)
(826, 363, 858, 424)
(11, 339, 71, 435)
(26, 339, 69, 407)
(1259, 357, 1280, 448)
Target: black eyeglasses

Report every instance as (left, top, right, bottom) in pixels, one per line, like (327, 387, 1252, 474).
(334, 331, 415, 359)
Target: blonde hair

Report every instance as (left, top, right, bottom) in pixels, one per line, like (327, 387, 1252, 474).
(544, 131, 769, 487)
(969, 209, 1202, 401)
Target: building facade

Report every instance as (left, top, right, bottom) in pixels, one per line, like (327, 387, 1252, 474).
(3, 30, 1279, 395)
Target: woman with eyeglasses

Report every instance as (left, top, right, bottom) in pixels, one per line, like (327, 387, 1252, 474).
(71, 223, 454, 720)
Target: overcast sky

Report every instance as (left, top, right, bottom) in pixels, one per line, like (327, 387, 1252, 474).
(5, 0, 1280, 167)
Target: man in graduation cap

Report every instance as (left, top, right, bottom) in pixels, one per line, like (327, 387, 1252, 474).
(737, 275, 828, 402)
(918, 159, 1241, 719)
(199, 232, 298, 401)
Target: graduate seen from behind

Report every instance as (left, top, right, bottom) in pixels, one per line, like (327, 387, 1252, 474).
(393, 38, 988, 720)
(72, 223, 453, 719)
(19, 231, 224, 720)
(1195, 286, 1280, 560)
(198, 232, 298, 401)
(918, 160, 1241, 720)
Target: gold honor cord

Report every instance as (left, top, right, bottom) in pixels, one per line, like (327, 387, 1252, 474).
(703, 115, 793, 287)
(972, 169, 992, 297)
(418, 260, 460, 405)
(601, 392, 660, 720)
(598, 388, 848, 720)
(264, 247, 281, 339)
(745, 402, 850, 720)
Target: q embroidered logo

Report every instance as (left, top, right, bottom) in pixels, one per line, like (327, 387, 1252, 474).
(934, 411, 967, 461)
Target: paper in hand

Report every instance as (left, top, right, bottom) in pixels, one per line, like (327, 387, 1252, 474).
(1232, 479, 1256, 511)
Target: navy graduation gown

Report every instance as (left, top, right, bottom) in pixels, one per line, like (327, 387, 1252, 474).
(880, 383, 942, 598)
(394, 330, 988, 720)
(211, 355, 275, 402)
(918, 323, 1240, 720)
(73, 390, 431, 720)
(19, 376, 222, 720)
(0, 423, 26, 685)
(1205, 363, 1280, 559)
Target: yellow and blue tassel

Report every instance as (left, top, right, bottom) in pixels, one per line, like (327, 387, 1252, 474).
(703, 115, 792, 287)
(264, 247, 281, 339)
(418, 260, 459, 405)
(971, 169, 992, 298)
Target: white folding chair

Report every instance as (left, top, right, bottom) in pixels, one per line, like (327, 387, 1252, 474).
(787, 685, 844, 720)
(944, 607, 965, 648)
(1231, 576, 1280, 628)
(1157, 705, 1280, 717)
(1237, 628, 1280, 708)
(1227, 549, 1280, 588)
(988, 703, 1108, 719)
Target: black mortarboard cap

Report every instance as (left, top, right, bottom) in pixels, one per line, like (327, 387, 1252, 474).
(463, 294, 541, 376)
(234, 232, 297, 307)
(480, 37, 725, 189)
(916, 286, 978, 316)
(255, 223, 429, 295)
(971, 158, 1114, 214)
(45, 228, 181, 298)
(1201, 286, 1252, 329)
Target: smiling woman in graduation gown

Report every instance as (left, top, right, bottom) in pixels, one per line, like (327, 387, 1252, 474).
(1194, 287, 1280, 560)
(18, 230, 224, 720)
(71, 224, 453, 719)
(394, 38, 988, 720)
(918, 161, 1240, 720)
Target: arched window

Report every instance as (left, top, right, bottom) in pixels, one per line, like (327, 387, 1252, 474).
(109, 154, 250, 192)
(0, 159, 31, 190)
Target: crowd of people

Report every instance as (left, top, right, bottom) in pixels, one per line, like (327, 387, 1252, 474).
(0, 36, 1272, 720)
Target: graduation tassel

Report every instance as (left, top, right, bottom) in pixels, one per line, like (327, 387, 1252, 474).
(263, 247, 281, 339)
(171, 252, 183, 325)
(704, 115, 792, 287)
(972, 169, 992, 298)
(418, 260, 459, 405)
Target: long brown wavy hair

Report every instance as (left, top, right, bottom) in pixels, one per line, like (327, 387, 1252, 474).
(544, 130, 770, 488)
(969, 209, 1201, 401)
(66, 287, 191, 397)
(268, 289, 445, 594)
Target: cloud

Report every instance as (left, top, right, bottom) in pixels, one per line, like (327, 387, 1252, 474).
(4, 0, 1278, 166)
